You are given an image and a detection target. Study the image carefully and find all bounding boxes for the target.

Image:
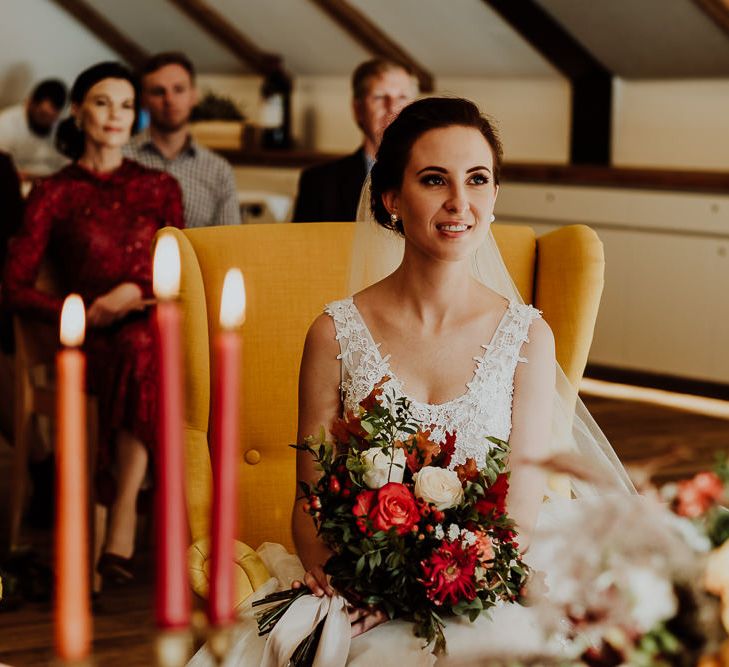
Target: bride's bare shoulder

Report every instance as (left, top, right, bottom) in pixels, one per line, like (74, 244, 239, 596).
(305, 312, 338, 352)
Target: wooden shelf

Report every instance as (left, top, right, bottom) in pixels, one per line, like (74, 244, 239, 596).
(502, 163, 729, 194)
(219, 149, 729, 194)
(218, 148, 342, 168)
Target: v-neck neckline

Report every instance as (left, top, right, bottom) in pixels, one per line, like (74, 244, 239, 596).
(348, 297, 513, 409)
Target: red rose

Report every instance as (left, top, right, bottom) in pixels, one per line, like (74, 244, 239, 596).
(369, 483, 421, 535)
(353, 489, 376, 534)
(421, 540, 478, 606)
(475, 473, 509, 517)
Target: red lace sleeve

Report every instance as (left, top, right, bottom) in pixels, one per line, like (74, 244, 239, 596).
(125, 172, 185, 299)
(2, 178, 65, 322)
(164, 175, 185, 230)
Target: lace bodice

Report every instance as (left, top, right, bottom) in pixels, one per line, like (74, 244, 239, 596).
(325, 298, 542, 470)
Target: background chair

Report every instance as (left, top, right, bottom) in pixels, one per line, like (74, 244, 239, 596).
(8, 265, 99, 575)
(170, 222, 604, 562)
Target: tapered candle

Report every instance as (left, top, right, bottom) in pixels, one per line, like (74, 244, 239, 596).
(209, 269, 246, 626)
(152, 234, 191, 630)
(55, 294, 91, 660)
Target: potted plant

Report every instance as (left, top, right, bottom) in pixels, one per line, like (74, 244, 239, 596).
(189, 92, 246, 150)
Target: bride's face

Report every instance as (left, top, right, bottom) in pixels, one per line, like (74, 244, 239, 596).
(385, 125, 498, 262)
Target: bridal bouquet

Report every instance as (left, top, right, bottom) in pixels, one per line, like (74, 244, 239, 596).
(255, 378, 530, 660)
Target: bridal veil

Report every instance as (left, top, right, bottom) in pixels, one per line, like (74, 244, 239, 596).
(350, 175, 636, 498)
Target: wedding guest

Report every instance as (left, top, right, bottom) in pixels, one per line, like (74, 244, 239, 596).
(124, 52, 240, 227)
(292, 59, 417, 222)
(3, 62, 184, 584)
(0, 79, 69, 178)
(0, 151, 23, 441)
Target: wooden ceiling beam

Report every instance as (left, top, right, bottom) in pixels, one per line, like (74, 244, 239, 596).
(168, 0, 286, 80)
(483, 0, 612, 166)
(50, 0, 149, 70)
(309, 0, 434, 92)
(693, 0, 729, 38)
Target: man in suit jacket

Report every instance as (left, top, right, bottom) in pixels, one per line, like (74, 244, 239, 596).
(293, 59, 417, 222)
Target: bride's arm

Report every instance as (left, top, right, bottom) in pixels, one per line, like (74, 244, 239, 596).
(506, 317, 556, 553)
(292, 313, 342, 583)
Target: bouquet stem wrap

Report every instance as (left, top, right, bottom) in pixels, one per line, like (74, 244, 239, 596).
(260, 592, 350, 667)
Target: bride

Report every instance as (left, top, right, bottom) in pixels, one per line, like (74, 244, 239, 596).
(190, 97, 635, 666)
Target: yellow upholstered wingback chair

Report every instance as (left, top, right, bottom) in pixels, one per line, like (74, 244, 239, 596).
(166, 222, 603, 558)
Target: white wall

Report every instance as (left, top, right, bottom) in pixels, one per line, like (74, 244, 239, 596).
(612, 78, 729, 171)
(0, 0, 117, 107)
(496, 184, 729, 383)
(197, 74, 571, 162)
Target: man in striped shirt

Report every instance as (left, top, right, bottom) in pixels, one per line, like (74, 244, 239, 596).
(124, 52, 240, 228)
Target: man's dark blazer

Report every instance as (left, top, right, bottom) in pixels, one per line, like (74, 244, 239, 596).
(0, 151, 23, 354)
(0, 152, 22, 271)
(292, 147, 368, 222)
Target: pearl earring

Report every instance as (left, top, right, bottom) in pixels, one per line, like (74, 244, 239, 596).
(490, 214, 495, 223)
(390, 212, 399, 224)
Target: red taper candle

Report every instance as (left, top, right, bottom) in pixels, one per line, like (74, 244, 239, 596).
(152, 234, 191, 629)
(209, 269, 246, 626)
(55, 294, 91, 660)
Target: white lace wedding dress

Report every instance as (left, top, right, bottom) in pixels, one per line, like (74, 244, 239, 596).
(189, 297, 569, 667)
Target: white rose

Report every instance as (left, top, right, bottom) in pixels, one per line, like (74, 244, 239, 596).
(413, 466, 464, 510)
(626, 567, 677, 632)
(361, 447, 406, 489)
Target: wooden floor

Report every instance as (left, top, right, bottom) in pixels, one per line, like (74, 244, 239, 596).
(0, 390, 727, 666)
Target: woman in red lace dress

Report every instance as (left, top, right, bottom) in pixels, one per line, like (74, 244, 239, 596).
(4, 62, 184, 583)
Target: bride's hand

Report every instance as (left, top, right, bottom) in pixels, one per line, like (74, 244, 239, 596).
(348, 606, 388, 637)
(292, 568, 388, 636)
(292, 564, 334, 597)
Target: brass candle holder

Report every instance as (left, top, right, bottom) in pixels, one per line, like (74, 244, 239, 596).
(155, 628, 194, 667)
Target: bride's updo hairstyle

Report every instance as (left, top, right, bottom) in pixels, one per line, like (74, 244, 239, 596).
(56, 61, 140, 160)
(370, 97, 503, 234)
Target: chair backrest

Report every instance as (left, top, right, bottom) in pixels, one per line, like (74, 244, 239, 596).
(170, 222, 604, 550)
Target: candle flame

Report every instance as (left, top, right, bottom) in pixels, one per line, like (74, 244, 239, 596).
(60, 294, 85, 347)
(153, 234, 181, 299)
(219, 269, 246, 330)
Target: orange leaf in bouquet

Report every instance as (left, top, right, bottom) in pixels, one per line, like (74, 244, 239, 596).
(330, 410, 368, 449)
(454, 457, 479, 484)
(358, 375, 390, 412)
(403, 429, 440, 472)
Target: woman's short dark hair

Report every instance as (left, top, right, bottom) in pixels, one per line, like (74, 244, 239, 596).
(55, 62, 140, 160)
(370, 97, 503, 233)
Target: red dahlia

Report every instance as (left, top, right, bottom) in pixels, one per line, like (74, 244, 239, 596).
(421, 540, 478, 606)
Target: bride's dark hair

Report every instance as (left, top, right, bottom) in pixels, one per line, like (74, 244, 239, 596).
(370, 97, 503, 234)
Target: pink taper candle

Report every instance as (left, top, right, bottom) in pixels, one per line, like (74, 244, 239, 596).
(152, 234, 191, 630)
(209, 269, 246, 626)
(55, 294, 91, 661)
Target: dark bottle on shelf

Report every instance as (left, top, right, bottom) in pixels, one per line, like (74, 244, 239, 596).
(260, 62, 292, 150)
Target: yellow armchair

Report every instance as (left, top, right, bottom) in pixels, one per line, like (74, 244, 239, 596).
(166, 222, 603, 555)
